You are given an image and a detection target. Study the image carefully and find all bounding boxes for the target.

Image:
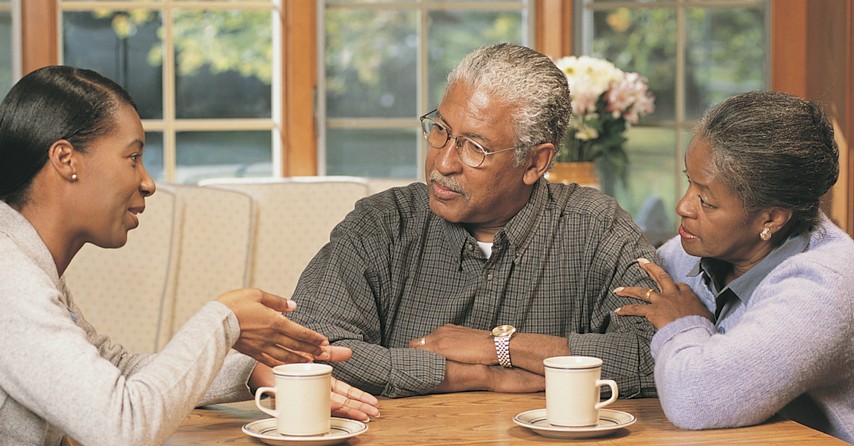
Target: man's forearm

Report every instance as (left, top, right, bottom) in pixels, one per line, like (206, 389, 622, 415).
(507, 333, 570, 375)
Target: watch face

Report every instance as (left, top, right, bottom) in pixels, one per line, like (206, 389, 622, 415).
(492, 325, 516, 337)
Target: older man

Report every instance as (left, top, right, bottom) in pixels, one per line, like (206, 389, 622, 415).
(291, 43, 658, 398)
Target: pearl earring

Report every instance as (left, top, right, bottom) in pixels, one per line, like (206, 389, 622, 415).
(71, 174, 78, 181)
(760, 227, 772, 241)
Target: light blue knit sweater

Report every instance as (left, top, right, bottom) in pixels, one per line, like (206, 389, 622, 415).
(653, 213, 854, 443)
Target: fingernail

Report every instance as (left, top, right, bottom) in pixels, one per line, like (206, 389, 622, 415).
(637, 257, 650, 264)
(613, 287, 624, 293)
(614, 307, 622, 314)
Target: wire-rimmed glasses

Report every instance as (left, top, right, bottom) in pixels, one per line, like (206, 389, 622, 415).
(419, 109, 516, 168)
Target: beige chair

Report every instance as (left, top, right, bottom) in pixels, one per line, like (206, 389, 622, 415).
(63, 187, 182, 353)
(163, 184, 255, 337)
(365, 177, 420, 195)
(201, 177, 370, 297)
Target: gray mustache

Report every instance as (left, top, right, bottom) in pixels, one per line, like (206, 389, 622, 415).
(429, 170, 465, 195)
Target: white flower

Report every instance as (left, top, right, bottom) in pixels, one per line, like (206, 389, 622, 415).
(552, 55, 655, 163)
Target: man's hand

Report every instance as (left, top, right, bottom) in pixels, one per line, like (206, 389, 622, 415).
(408, 323, 496, 365)
(432, 360, 544, 393)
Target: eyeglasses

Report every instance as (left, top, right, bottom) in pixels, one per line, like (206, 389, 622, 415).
(419, 109, 517, 168)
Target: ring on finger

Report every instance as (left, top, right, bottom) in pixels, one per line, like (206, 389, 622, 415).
(419, 337, 426, 346)
(645, 288, 655, 301)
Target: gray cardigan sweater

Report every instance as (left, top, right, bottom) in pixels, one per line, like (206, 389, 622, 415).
(0, 202, 255, 445)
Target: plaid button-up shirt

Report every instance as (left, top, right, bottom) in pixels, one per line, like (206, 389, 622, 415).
(291, 179, 658, 398)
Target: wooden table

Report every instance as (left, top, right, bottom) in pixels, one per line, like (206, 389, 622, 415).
(167, 392, 845, 445)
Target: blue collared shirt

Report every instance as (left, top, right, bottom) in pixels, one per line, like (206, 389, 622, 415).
(688, 232, 809, 330)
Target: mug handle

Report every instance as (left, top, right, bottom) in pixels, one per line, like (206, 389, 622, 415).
(595, 379, 618, 409)
(254, 386, 278, 418)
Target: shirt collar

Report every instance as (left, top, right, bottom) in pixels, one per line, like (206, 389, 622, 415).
(442, 178, 549, 266)
(688, 231, 810, 302)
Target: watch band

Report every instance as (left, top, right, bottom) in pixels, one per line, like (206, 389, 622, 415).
(494, 336, 512, 368)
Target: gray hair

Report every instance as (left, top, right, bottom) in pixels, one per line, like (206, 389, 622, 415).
(446, 43, 571, 167)
(695, 90, 839, 236)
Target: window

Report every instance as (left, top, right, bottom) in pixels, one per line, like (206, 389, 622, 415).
(60, 0, 281, 184)
(576, 0, 769, 230)
(0, 0, 18, 98)
(320, 0, 532, 179)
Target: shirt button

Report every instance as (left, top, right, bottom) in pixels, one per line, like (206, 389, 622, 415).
(468, 244, 475, 251)
(486, 272, 493, 281)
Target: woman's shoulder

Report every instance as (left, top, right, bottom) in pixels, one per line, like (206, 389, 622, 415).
(798, 217, 854, 273)
(0, 235, 54, 291)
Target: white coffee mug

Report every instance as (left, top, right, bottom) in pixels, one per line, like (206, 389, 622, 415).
(544, 356, 618, 427)
(254, 363, 332, 436)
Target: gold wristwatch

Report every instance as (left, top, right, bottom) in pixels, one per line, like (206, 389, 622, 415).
(492, 325, 517, 368)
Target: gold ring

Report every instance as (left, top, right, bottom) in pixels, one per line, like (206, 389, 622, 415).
(419, 337, 426, 346)
(645, 288, 654, 301)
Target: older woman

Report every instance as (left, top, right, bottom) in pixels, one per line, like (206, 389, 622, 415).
(0, 66, 378, 445)
(614, 91, 854, 442)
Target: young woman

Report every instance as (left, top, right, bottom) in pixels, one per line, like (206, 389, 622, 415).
(614, 91, 854, 442)
(0, 66, 378, 445)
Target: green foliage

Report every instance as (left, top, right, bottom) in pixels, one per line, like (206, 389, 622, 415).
(94, 8, 273, 85)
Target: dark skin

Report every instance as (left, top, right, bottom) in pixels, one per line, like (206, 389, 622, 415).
(612, 258, 713, 329)
(411, 82, 570, 393)
(612, 136, 792, 329)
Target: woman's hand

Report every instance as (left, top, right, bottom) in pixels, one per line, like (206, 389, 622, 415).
(217, 288, 349, 367)
(250, 365, 380, 422)
(330, 378, 381, 422)
(613, 258, 713, 329)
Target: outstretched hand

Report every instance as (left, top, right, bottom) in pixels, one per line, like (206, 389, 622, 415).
(217, 288, 345, 367)
(613, 258, 713, 329)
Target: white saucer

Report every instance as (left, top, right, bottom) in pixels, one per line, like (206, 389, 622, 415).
(513, 408, 636, 439)
(242, 417, 368, 446)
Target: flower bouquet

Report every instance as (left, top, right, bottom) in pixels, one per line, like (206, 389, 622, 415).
(553, 56, 655, 191)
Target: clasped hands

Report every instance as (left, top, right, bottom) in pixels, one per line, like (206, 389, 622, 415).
(407, 324, 545, 393)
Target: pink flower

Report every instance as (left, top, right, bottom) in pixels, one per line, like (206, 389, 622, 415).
(551, 55, 655, 163)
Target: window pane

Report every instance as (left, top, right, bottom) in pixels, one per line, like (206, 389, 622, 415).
(427, 10, 524, 107)
(613, 127, 678, 232)
(685, 7, 766, 119)
(175, 131, 273, 184)
(143, 131, 165, 182)
(0, 3, 12, 98)
(325, 9, 417, 118)
(173, 9, 273, 119)
(62, 10, 164, 119)
(590, 8, 675, 121)
(326, 128, 419, 178)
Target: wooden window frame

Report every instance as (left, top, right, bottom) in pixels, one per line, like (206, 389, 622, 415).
(20, 0, 853, 232)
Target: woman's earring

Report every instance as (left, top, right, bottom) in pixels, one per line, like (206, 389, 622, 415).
(71, 174, 78, 182)
(760, 227, 772, 241)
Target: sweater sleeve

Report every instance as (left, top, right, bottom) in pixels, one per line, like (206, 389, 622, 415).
(0, 262, 241, 446)
(651, 257, 852, 429)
